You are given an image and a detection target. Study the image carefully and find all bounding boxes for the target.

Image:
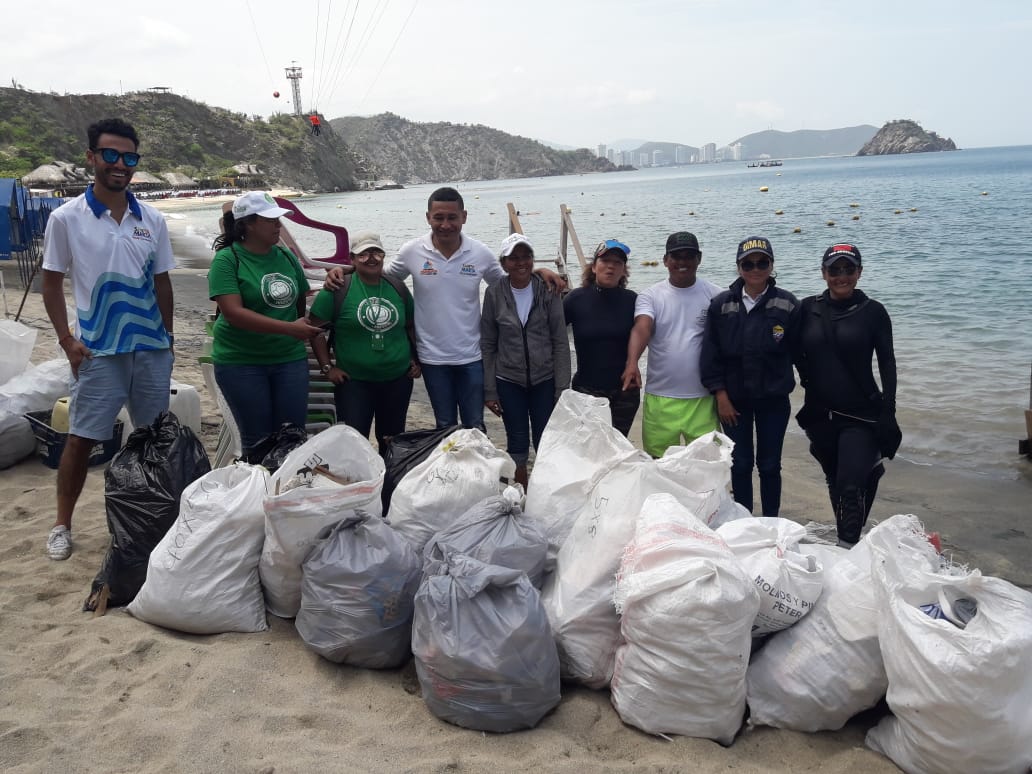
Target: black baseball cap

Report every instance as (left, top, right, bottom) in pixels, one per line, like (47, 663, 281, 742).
(736, 236, 774, 262)
(665, 231, 701, 255)
(822, 243, 862, 266)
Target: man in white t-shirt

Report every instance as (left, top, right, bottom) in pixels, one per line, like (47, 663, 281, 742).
(40, 118, 175, 560)
(621, 231, 720, 457)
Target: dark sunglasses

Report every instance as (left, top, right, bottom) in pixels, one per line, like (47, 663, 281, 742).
(826, 263, 858, 277)
(94, 147, 141, 167)
(739, 258, 771, 271)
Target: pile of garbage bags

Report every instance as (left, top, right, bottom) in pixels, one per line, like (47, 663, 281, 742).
(110, 390, 1031, 769)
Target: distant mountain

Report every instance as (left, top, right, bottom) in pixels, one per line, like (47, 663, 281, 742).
(857, 119, 957, 155)
(538, 139, 582, 151)
(331, 113, 615, 184)
(607, 138, 650, 152)
(729, 126, 879, 159)
(629, 141, 699, 162)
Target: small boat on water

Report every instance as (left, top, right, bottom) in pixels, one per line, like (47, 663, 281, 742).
(747, 160, 783, 168)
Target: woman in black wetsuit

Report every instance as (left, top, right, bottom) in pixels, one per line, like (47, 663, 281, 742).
(562, 239, 640, 436)
(794, 243, 898, 547)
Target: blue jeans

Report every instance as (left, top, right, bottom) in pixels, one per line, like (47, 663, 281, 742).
(421, 361, 485, 430)
(721, 395, 791, 516)
(214, 359, 310, 455)
(495, 378, 556, 466)
(334, 374, 414, 454)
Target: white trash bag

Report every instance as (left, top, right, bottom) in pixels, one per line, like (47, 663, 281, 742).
(865, 527, 1032, 774)
(296, 513, 422, 668)
(717, 517, 825, 636)
(611, 493, 759, 744)
(128, 463, 269, 634)
(0, 358, 72, 416)
(746, 514, 940, 732)
(0, 320, 37, 387)
(523, 390, 640, 560)
(260, 424, 385, 618)
(387, 428, 514, 552)
(542, 431, 732, 688)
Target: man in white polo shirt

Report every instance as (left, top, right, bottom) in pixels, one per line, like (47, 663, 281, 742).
(40, 118, 175, 560)
(383, 187, 504, 429)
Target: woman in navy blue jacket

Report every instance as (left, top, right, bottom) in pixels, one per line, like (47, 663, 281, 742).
(700, 236, 800, 517)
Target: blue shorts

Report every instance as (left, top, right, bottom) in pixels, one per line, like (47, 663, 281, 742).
(69, 349, 173, 440)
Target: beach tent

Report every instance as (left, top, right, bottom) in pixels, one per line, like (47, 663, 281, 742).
(0, 179, 62, 313)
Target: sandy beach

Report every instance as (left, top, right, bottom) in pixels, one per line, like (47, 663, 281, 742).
(2, 261, 1030, 774)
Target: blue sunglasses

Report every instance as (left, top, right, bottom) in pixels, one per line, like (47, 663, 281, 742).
(94, 147, 141, 167)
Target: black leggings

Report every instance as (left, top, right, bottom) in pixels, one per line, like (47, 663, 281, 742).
(805, 416, 885, 543)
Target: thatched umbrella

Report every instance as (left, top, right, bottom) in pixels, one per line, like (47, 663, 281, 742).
(130, 171, 165, 190)
(21, 162, 89, 190)
(162, 172, 197, 189)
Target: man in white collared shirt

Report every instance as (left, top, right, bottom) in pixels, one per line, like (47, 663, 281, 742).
(383, 187, 504, 430)
(40, 118, 175, 560)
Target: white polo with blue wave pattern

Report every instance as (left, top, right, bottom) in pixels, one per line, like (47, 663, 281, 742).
(42, 185, 174, 355)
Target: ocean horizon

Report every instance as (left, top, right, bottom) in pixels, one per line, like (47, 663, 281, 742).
(164, 146, 1032, 482)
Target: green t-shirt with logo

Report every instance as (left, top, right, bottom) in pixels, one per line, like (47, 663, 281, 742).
(208, 243, 309, 365)
(309, 277, 413, 381)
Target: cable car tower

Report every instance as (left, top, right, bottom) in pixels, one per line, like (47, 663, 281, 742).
(284, 64, 303, 116)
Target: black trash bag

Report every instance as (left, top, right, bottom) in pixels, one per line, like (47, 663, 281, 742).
(84, 411, 211, 612)
(242, 422, 308, 472)
(423, 492, 548, 588)
(380, 425, 460, 514)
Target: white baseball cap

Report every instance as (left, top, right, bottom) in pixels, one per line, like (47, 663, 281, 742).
(231, 191, 293, 220)
(498, 233, 534, 258)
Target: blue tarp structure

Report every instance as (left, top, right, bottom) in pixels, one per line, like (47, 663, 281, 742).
(0, 178, 62, 287)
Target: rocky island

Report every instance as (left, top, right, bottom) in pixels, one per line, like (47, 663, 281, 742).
(857, 119, 957, 155)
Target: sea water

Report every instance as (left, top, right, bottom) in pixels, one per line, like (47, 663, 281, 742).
(166, 145, 1032, 480)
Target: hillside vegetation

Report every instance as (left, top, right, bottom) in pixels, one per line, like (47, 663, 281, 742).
(0, 87, 362, 190)
(857, 119, 957, 155)
(332, 113, 615, 184)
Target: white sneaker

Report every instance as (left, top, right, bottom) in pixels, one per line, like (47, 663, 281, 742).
(46, 526, 72, 561)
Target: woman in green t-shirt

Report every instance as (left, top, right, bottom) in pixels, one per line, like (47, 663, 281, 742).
(309, 230, 420, 454)
(208, 191, 322, 457)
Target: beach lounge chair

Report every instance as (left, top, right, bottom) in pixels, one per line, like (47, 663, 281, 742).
(273, 196, 352, 273)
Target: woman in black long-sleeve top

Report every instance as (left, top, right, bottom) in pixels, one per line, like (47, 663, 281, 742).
(701, 236, 800, 517)
(793, 243, 898, 547)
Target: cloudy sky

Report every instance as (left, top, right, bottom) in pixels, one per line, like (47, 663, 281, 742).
(4, 0, 1028, 149)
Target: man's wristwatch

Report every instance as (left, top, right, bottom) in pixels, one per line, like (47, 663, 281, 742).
(320, 363, 332, 375)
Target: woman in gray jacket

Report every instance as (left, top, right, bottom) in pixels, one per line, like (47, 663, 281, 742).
(481, 234, 571, 487)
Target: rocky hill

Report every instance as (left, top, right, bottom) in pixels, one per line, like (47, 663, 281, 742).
(857, 119, 957, 155)
(0, 87, 363, 191)
(331, 113, 615, 184)
(730, 125, 879, 159)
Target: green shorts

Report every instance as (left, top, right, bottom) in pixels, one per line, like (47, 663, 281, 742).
(641, 393, 719, 458)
